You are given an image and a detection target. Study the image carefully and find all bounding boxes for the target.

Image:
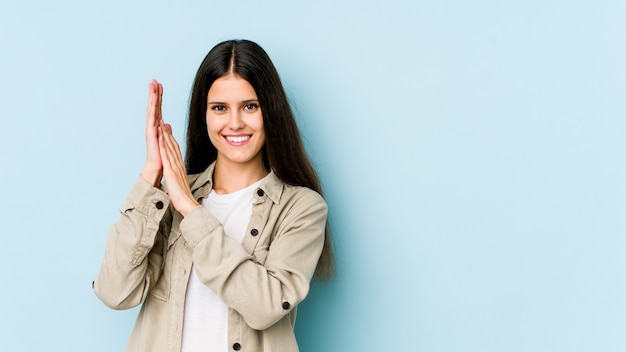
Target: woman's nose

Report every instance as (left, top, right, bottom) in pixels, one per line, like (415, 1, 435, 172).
(228, 111, 244, 130)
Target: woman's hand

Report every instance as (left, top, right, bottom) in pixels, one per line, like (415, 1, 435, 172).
(140, 79, 164, 186)
(158, 121, 199, 216)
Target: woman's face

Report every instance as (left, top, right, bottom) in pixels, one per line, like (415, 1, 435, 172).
(206, 73, 265, 169)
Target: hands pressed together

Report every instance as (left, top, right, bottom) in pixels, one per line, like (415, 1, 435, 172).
(140, 79, 199, 216)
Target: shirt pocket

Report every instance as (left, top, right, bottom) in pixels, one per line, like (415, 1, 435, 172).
(253, 244, 270, 265)
(150, 229, 180, 301)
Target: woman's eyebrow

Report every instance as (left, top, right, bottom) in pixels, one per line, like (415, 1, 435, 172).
(207, 99, 259, 105)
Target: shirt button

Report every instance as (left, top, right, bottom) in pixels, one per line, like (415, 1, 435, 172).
(282, 302, 291, 310)
(155, 201, 164, 209)
(233, 343, 241, 351)
(256, 189, 264, 197)
(250, 229, 259, 237)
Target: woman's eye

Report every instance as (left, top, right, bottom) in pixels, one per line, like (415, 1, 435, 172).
(243, 103, 259, 111)
(211, 105, 226, 112)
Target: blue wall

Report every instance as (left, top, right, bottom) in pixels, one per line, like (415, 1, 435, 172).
(1, 1, 625, 351)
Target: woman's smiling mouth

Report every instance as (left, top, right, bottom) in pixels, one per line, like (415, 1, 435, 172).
(225, 135, 252, 144)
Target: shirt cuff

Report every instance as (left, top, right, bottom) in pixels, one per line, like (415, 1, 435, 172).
(120, 176, 170, 218)
(179, 205, 221, 248)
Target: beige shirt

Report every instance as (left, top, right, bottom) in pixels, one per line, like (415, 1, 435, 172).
(94, 162, 327, 352)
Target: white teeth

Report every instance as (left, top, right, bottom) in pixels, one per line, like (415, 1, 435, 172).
(226, 135, 250, 143)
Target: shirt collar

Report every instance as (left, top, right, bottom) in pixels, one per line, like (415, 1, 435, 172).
(257, 171, 283, 204)
(189, 162, 283, 204)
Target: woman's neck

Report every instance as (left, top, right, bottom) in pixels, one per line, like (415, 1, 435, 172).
(212, 159, 268, 195)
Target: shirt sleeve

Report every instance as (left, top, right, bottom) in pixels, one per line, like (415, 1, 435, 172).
(94, 176, 172, 310)
(179, 188, 327, 330)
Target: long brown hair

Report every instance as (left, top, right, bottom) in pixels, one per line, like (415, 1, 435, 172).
(185, 39, 334, 281)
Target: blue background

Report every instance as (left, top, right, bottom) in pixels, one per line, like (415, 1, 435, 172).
(1, 1, 625, 351)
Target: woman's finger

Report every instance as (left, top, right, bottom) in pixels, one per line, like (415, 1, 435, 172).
(146, 80, 154, 114)
(161, 123, 186, 177)
(164, 124, 184, 165)
(159, 123, 180, 175)
(158, 121, 197, 215)
(141, 80, 164, 186)
(155, 81, 163, 125)
(157, 123, 171, 168)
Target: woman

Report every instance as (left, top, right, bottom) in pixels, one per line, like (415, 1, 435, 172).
(94, 39, 334, 352)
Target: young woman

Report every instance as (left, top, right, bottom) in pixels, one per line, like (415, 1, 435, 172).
(94, 39, 334, 352)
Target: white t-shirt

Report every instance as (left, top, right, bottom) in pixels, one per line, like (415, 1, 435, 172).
(181, 178, 264, 352)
